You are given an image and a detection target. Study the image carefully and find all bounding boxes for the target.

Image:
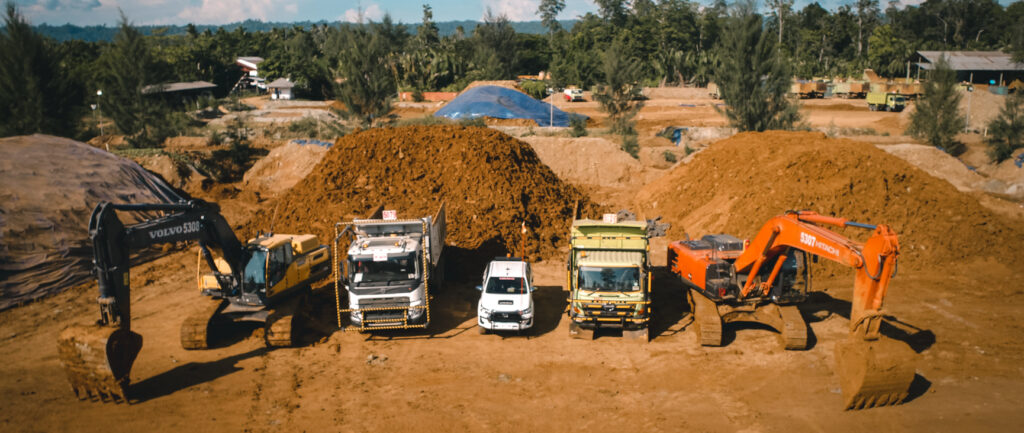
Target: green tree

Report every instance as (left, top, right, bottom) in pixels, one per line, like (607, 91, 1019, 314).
(714, 0, 800, 132)
(334, 21, 398, 127)
(537, 0, 566, 35)
(472, 10, 517, 79)
(592, 39, 644, 157)
(867, 24, 915, 78)
(417, 4, 440, 46)
(0, 3, 80, 137)
(985, 92, 1024, 163)
(907, 56, 965, 155)
(95, 13, 171, 146)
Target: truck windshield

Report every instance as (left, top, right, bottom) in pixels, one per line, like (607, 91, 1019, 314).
(578, 266, 640, 292)
(486, 277, 527, 294)
(351, 256, 417, 285)
(244, 250, 267, 285)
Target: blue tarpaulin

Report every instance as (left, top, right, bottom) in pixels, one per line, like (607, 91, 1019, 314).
(434, 85, 586, 127)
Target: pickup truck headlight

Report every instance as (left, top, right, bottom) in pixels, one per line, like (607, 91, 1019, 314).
(522, 306, 533, 316)
(478, 306, 491, 317)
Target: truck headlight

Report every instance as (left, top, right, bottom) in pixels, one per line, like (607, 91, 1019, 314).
(522, 306, 533, 317)
(479, 306, 491, 317)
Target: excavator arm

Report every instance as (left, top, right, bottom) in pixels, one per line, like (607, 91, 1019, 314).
(733, 211, 899, 339)
(59, 200, 247, 402)
(732, 211, 913, 409)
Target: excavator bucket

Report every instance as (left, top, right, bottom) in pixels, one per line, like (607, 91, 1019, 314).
(834, 336, 916, 410)
(57, 326, 142, 402)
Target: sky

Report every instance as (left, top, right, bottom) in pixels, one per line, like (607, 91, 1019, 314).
(12, 0, 1018, 27)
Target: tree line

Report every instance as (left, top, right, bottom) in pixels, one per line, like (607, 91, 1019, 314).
(1, 0, 1022, 156)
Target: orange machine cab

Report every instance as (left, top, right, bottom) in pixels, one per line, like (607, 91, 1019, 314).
(668, 234, 808, 304)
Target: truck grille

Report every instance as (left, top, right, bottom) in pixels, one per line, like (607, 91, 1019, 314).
(358, 297, 411, 323)
(581, 302, 634, 318)
(491, 311, 522, 323)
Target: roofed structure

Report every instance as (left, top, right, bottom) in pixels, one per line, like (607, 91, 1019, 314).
(916, 51, 1024, 85)
(141, 80, 217, 95)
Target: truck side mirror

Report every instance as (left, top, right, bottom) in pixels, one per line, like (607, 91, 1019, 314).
(475, 285, 483, 291)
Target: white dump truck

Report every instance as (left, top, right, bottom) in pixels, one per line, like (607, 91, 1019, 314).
(333, 205, 446, 330)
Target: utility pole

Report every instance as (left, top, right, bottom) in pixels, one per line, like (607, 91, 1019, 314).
(96, 90, 106, 151)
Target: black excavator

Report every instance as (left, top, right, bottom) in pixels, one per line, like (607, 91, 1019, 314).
(57, 200, 330, 402)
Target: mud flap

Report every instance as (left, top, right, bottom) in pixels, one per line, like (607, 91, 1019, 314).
(835, 336, 916, 410)
(689, 289, 722, 346)
(57, 326, 142, 402)
(568, 321, 594, 340)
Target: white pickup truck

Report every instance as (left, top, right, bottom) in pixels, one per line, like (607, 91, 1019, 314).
(476, 257, 534, 333)
(563, 88, 584, 102)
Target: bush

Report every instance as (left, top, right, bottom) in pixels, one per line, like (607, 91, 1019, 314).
(569, 114, 587, 137)
(621, 134, 639, 159)
(986, 92, 1024, 163)
(663, 150, 677, 163)
(458, 117, 487, 127)
(520, 80, 548, 100)
(907, 56, 966, 155)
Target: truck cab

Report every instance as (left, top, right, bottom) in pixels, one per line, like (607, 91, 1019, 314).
(866, 92, 906, 112)
(336, 206, 446, 330)
(566, 215, 651, 341)
(476, 257, 534, 333)
(563, 88, 584, 102)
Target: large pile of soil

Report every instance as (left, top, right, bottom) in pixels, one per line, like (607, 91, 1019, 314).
(634, 131, 1024, 270)
(248, 126, 596, 258)
(243, 141, 329, 196)
(0, 135, 184, 309)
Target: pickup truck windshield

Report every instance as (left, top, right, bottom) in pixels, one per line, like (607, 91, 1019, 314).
(486, 277, 527, 294)
(578, 266, 639, 292)
(351, 256, 417, 284)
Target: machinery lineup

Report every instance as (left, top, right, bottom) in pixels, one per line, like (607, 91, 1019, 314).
(57, 201, 918, 411)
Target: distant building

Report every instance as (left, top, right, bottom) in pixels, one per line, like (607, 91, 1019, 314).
(141, 80, 217, 106)
(916, 51, 1024, 85)
(236, 56, 264, 77)
(268, 78, 295, 100)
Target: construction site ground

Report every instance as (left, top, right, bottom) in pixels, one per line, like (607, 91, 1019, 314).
(2, 89, 1023, 432)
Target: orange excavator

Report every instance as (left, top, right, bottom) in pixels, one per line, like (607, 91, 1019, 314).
(667, 211, 917, 410)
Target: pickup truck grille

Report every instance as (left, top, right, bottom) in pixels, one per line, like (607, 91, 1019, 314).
(491, 311, 522, 323)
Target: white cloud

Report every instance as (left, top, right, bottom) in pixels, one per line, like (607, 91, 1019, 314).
(342, 3, 383, 23)
(284, 3, 298, 14)
(177, 0, 275, 24)
(482, 0, 539, 22)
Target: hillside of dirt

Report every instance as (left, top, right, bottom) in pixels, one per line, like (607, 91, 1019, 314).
(248, 126, 598, 258)
(242, 141, 329, 196)
(0, 135, 184, 310)
(634, 131, 1024, 271)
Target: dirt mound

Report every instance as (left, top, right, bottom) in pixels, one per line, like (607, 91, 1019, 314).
(0, 135, 184, 310)
(634, 131, 1024, 270)
(523, 136, 660, 188)
(247, 125, 597, 258)
(243, 141, 329, 196)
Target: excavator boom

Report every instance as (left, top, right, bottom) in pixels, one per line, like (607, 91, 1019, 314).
(57, 200, 246, 402)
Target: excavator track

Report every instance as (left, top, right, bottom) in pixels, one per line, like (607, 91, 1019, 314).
(777, 305, 808, 350)
(835, 336, 917, 410)
(264, 293, 307, 347)
(689, 289, 722, 346)
(180, 298, 228, 350)
(57, 326, 142, 402)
